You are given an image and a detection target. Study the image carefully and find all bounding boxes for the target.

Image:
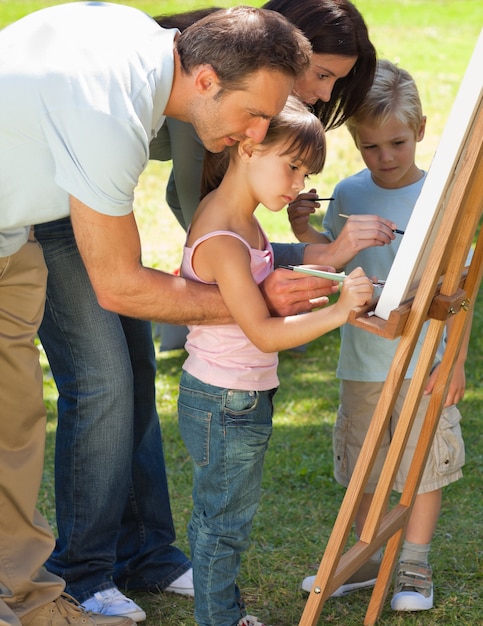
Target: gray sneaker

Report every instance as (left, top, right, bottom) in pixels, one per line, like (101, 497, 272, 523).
(301, 557, 380, 597)
(22, 593, 135, 626)
(391, 560, 433, 611)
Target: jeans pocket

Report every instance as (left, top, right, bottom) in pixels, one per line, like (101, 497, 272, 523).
(178, 398, 211, 467)
(224, 388, 276, 430)
(433, 405, 465, 475)
(224, 389, 259, 420)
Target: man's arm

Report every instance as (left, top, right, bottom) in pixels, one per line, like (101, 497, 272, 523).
(259, 267, 338, 316)
(70, 196, 231, 325)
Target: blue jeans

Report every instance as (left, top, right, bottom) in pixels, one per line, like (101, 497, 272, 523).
(178, 371, 276, 626)
(34, 218, 190, 602)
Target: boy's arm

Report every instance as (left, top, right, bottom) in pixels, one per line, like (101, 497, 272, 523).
(302, 213, 398, 270)
(424, 308, 473, 407)
(288, 191, 398, 269)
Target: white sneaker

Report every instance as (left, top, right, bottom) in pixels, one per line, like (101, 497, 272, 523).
(81, 588, 146, 623)
(238, 615, 265, 626)
(165, 567, 194, 597)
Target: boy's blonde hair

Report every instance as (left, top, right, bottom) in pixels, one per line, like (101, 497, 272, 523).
(346, 59, 423, 145)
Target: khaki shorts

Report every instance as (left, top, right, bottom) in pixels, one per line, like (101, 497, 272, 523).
(333, 379, 465, 494)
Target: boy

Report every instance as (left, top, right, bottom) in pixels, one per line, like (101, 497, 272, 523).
(288, 59, 468, 611)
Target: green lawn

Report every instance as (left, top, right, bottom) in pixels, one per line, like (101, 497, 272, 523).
(3, 1, 482, 625)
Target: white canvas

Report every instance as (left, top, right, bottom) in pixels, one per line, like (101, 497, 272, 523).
(375, 29, 483, 320)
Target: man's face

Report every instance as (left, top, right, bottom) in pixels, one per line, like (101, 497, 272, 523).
(190, 69, 293, 153)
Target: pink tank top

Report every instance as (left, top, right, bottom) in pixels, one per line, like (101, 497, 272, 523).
(181, 228, 279, 390)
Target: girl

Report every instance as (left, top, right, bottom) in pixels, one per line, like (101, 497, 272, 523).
(178, 96, 374, 626)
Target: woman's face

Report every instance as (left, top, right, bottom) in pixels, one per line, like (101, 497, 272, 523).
(293, 53, 357, 106)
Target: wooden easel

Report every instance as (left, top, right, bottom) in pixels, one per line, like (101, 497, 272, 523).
(299, 36, 483, 626)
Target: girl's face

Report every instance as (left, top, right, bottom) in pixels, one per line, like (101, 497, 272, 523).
(245, 140, 313, 211)
(293, 53, 357, 106)
(355, 115, 426, 189)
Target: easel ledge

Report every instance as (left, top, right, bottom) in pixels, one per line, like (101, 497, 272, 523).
(348, 273, 470, 339)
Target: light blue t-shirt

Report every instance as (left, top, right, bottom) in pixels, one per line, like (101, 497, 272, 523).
(0, 2, 176, 256)
(323, 168, 429, 381)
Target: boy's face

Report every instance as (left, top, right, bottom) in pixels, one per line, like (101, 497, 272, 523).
(355, 115, 426, 189)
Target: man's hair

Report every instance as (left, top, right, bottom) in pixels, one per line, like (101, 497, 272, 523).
(201, 95, 326, 197)
(175, 6, 311, 91)
(347, 59, 424, 145)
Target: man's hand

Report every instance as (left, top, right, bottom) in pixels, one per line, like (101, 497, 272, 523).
(259, 266, 339, 316)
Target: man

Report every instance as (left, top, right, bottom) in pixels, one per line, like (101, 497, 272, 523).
(0, 3, 326, 624)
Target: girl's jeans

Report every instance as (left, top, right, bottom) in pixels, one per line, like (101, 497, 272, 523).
(178, 371, 277, 626)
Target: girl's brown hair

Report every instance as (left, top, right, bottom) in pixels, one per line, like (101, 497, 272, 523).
(201, 96, 326, 198)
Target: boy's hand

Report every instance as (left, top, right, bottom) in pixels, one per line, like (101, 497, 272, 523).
(337, 267, 374, 313)
(287, 189, 326, 243)
(259, 266, 339, 316)
(303, 213, 399, 270)
(424, 361, 466, 407)
(338, 213, 397, 254)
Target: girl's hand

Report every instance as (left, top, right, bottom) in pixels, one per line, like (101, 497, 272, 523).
(337, 267, 374, 315)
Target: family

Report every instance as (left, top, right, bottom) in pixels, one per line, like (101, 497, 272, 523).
(0, 2, 468, 625)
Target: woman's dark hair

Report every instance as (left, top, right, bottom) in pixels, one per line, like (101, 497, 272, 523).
(263, 0, 376, 129)
(155, 0, 376, 129)
(154, 7, 221, 31)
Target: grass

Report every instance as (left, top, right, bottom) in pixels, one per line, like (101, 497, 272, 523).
(3, 1, 482, 624)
